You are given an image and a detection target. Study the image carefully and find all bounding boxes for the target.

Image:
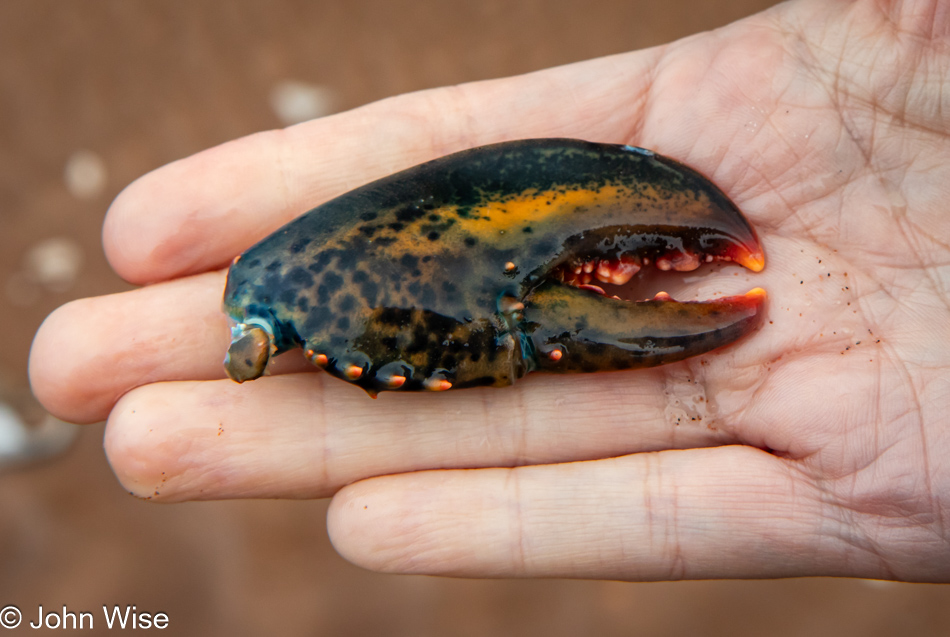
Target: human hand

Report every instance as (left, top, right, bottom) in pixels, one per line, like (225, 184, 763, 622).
(30, 0, 950, 581)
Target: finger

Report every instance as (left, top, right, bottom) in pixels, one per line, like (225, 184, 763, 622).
(28, 259, 768, 426)
(27, 271, 310, 424)
(103, 372, 740, 501)
(326, 446, 869, 580)
(103, 51, 661, 285)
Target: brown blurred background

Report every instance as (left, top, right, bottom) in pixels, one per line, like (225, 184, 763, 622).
(2, 1, 950, 635)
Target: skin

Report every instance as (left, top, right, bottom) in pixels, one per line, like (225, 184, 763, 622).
(28, 0, 950, 581)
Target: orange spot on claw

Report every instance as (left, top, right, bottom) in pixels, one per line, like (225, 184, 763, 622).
(549, 349, 563, 362)
(387, 375, 407, 389)
(424, 378, 452, 391)
(344, 365, 363, 380)
(312, 353, 328, 367)
(499, 297, 525, 313)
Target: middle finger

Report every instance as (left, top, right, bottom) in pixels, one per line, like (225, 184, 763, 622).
(104, 370, 738, 501)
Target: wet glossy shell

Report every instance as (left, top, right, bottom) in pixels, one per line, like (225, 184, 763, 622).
(223, 138, 765, 395)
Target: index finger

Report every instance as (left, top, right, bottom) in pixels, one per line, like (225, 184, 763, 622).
(103, 52, 660, 285)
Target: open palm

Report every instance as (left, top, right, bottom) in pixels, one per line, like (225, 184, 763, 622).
(30, 0, 950, 581)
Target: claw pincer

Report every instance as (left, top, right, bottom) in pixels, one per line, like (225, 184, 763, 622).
(223, 139, 766, 396)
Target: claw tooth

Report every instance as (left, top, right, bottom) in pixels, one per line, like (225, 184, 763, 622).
(344, 365, 364, 380)
(578, 283, 606, 295)
(705, 254, 714, 263)
(583, 261, 595, 274)
(654, 291, 673, 301)
(656, 257, 672, 271)
(735, 250, 766, 272)
(672, 252, 701, 272)
(610, 260, 640, 285)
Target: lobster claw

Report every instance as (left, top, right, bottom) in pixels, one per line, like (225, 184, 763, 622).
(523, 282, 767, 372)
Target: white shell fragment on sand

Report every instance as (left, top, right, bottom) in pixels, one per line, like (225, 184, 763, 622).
(0, 403, 78, 468)
(25, 236, 84, 293)
(269, 80, 337, 125)
(6, 236, 85, 305)
(0, 403, 28, 457)
(64, 149, 108, 199)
